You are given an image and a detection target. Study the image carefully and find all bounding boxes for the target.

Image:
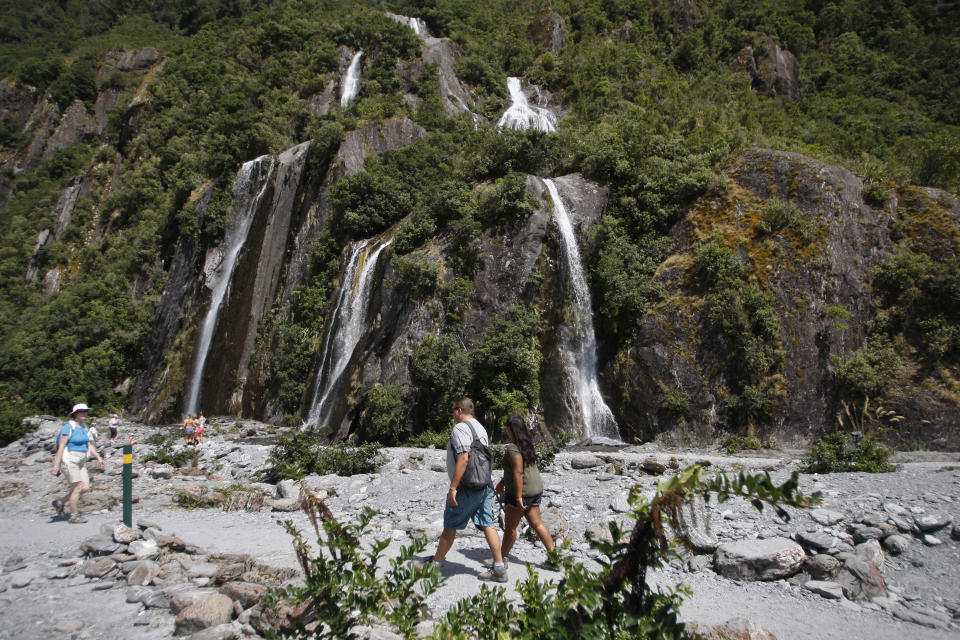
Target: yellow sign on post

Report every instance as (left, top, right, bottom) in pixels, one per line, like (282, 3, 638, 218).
(122, 443, 132, 527)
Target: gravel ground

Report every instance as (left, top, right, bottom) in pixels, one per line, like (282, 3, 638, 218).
(1, 418, 958, 639)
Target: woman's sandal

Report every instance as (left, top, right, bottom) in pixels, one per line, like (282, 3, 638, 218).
(68, 515, 87, 524)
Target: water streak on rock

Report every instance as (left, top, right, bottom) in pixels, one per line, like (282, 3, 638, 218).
(185, 155, 275, 414)
(305, 237, 392, 432)
(340, 51, 363, 107)
(545, 178, 620, 441)
(497, 77, 556, 133)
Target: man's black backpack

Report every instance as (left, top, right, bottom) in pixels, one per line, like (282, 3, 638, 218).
(460, 419, 493, 490)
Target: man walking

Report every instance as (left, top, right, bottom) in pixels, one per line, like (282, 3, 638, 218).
(418, 397, 507, 582)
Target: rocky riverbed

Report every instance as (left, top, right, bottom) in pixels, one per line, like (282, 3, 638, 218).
(1, 416, 959, 639)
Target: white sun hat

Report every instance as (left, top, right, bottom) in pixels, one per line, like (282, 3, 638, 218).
(70, 403, 91, 416)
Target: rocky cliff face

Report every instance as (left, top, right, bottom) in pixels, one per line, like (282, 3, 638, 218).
(608, 148, 960, 448)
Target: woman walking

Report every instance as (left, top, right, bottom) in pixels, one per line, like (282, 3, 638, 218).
(495, 415, 555, 561)
(50, 403, 105, 523)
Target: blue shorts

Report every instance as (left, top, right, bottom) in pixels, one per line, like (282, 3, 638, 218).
(444, 486, 496, 530)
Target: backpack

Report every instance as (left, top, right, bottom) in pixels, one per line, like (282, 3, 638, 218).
(459, 419, 494, 490)
(52, 422, 79, 452)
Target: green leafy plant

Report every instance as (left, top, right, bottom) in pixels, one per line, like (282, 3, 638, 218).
(265, 492, 443, 640)
(802, 398, 901, 473)
(757, 198, 810, 239)
(720, 433, 781, 454)
(262, 431, 382, 482)
(142, 432, 199, 468)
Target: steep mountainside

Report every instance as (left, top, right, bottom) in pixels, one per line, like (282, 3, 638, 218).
(0, 0, 958, 448)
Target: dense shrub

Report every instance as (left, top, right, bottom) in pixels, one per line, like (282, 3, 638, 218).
(801, 431, 894, 473)
(357, 384, 413, 446)
(262, 430, 382, 482)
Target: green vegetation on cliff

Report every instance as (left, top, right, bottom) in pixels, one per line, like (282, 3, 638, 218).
(0, 0, 958, 444)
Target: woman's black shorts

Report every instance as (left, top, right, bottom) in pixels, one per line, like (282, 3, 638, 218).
(505, 493, 542, 508)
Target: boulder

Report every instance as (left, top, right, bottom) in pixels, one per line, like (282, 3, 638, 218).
(713, 537, 805, 581)
(113, 523, 139, 544)
(882, 534, 910, 555)
(129, 539, 159, 560)
(570, 455, 601, 469)
(804, 580, 844, 599)
(685, 617, 777, 640)
(803, 554, 841, 580)
(174, 593, 234, 635)
(539, 506, 569, 541)
(795, 531, 838, 552)
(809, 508, 845, 526)
(914, 512, 952, 533)
(127, 561, 161, 586)
(854, 539, 885, 573)
(81, 535, 120, 556)
(836, 556, 887, 601)
(220, 581, 268, 609)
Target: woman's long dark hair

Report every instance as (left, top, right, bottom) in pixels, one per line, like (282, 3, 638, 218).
(506, 415, 537, 466)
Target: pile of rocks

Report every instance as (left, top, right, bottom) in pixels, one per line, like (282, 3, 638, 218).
(64, 521, 296, 638)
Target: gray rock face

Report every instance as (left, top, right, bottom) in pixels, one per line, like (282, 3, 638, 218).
(528, 9, 567, 55)
(713, 537, 805, 581)
(614, 148, 894, 445)
(729, 33, 801, 100)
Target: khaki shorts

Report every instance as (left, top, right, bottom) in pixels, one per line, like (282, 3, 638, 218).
(63, 450, 89, 485)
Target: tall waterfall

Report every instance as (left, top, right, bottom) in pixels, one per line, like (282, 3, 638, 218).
(544, 178, 620, 441)
(305, 237, 392, 431)
(184, 155, 276, 414)
(340, 50, 363, 107)
(497, 77, 556, 133)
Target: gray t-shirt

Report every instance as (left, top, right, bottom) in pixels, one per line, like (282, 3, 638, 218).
(446, 418, 488, 482)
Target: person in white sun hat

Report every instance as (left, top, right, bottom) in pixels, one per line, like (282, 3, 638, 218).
(50, 403, 104, 523)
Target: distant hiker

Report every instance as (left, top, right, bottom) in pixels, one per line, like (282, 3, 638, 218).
(108, 414, 119, 443)
(415, 397, 507, 582)
(196, 412, 206, 444)
(184, 414, 197, 445)
(495, 415, 555, 562)
(50, 403, 105, 523)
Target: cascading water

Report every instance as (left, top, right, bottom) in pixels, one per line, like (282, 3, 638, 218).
(497, 77, 556, 133)
(305, 237, 392, 431)
(386, 13, 432, 38)
(544, 178, 620, 441)
(184, 155, 276, 415)
(340, 50, 363, 107)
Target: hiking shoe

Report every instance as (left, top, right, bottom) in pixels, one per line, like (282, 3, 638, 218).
(51, 499, 65, 517)
(482, 557, 510, 568)
(478, 565, 508, 583)
(68, 515, 87, 524)
(410, 555, 435, 569)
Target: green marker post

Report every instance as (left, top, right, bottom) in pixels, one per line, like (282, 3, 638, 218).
(122, 443, 133, 527)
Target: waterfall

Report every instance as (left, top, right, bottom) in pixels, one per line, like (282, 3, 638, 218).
(184, 155, 275, 415)
(340, 50, 363, 107)
(305, 237, 392, 431)
(386, 13, 432, 38)
(544, 178, 620, 441)
(497, 77, 556, 133)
